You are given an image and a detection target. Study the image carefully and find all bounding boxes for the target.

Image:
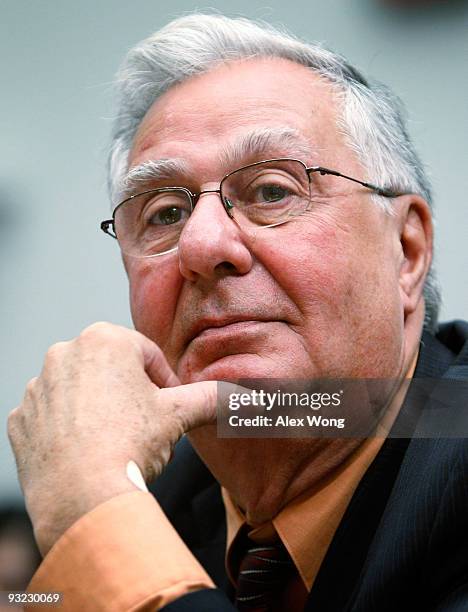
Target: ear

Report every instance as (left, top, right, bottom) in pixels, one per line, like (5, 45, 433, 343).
(396, 195, 433, 319)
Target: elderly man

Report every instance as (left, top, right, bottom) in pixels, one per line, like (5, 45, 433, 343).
(9, 13, 468, 612)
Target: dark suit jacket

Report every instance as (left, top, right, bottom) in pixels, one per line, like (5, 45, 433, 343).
(151, 321, 468, 611)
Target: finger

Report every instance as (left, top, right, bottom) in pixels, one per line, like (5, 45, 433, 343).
(158, 381, 250, 430)
(133, 329, 181, 388)
(7, 406, 30, 479)
(79, 322, 180, 388)
(7, 406, 21, 451)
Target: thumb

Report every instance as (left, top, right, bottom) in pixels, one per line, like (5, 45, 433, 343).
(158, 381, 243, 430)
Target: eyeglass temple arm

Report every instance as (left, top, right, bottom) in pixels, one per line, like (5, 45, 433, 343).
(307, 166, 399, 198)
(100, 219, 117, 239)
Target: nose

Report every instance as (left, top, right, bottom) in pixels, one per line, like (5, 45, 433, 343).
(177, 189, 253, 281)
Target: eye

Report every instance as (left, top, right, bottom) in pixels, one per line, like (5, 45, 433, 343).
(149, 206, 189, 226)
(257, 183, 290, 203)
(142, 191, 192, 227)
(240, 170, 300, 206)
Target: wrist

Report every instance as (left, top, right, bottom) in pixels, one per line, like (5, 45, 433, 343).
(30, 468, 139, 556)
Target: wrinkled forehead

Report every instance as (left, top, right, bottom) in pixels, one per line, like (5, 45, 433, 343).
(132, 58, 341, 146)
(127, 57, 357, 183)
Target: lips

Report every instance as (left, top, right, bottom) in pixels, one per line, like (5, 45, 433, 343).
(185, 317, 276, 347)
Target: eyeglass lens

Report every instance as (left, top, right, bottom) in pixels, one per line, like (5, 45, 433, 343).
(114, 159, 312, 257)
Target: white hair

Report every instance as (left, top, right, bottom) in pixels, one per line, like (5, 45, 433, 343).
(108, 13, 440, 331)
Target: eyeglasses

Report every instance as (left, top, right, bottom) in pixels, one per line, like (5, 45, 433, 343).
(100, 158, 401, 258)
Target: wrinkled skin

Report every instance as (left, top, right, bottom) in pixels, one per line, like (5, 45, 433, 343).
(8, 57, 433, 552)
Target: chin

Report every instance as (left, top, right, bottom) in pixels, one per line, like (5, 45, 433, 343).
(188, 430, 302, 524)
(178, 352, 292, 384)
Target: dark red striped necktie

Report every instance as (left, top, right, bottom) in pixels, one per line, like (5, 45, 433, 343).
(234, 541, 296, 611)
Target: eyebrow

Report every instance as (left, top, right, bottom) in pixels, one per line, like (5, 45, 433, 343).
(118, 158, 190, 203)
(116, 126, 315, 205)
(220, 127, 315, 166)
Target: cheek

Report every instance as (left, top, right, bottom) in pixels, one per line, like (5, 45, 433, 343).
(254, 220, 346, 316)
(253, 214, 404, 376)
(279, 211, 399, 311)
(127, 258, 181, 350)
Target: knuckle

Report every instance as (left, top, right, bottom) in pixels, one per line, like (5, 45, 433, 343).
(25, 376, 38, 395)
(84, 321, 113, 334)
(199, 382, 217, 415)
(7, 406, 21, 440)
(7, 406, 18, 428)
(79, 321, 123, 345)
(45, 341, 69, 363)
(23, 376, 40, 404)
(198, 383, 218, 424)
(204, 382, 218, 406)
(80, 321, 110, 338)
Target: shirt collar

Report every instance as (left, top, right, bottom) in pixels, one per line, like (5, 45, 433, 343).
(223, 436, 386, 590)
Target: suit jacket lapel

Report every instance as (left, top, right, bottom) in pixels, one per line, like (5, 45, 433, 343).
(305, 329, 458, 611)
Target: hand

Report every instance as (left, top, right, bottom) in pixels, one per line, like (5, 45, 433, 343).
(8, 322, 219, 556)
